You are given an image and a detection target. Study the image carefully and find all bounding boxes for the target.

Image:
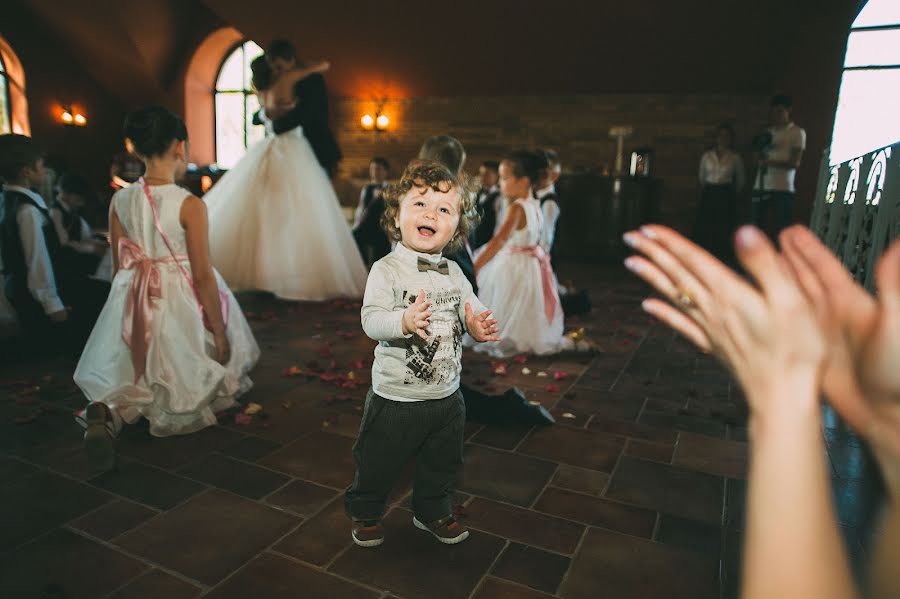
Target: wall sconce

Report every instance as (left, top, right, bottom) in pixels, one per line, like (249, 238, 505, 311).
(361, 99, 390, 132)
(60, 105, 87, 127)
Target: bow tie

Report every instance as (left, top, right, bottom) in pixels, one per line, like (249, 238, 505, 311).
(417, 257, 449, 275)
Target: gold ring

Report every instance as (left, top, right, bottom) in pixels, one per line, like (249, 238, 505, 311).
(677, 290, 695, 309)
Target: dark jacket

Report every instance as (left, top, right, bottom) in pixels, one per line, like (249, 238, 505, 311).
(270, 73, 342, 176)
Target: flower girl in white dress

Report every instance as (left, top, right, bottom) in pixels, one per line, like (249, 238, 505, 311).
(473, 150, 577, 357)
(74, 107, 260, 470)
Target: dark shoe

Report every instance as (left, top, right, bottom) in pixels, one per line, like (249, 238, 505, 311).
(504, 388, 555, 425)
(351, 520, 385, 547)
(413, 515, 469, 544)
(83, 403, 116, 472)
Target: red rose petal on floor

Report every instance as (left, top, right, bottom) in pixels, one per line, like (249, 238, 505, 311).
(553, 371, 568, 381)
(452, 504, 467, 517)
(544, 384, 560, 393)
(234, 413, 252, 425)
(512, 355, 528, 364)
(318, 347, 334, 358)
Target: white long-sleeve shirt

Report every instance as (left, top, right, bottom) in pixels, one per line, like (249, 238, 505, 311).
(535, 184, 560, 253)
(699, 149, 745, 190)
(50, 199, 95, 254)
(362, 242, 487, 402)
(3, 185, 64, 314)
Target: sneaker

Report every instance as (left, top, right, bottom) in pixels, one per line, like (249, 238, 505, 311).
(351, 520, 385, 547)
(83, 403, 116, 472)
(412, 515, 469, 544)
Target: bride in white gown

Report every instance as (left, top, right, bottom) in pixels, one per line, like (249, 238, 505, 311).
(204, 57, 368, 301)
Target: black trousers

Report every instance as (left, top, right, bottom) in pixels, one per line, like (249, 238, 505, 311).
(751, 190, 795, 237)
(345, 388, 465, 523)
(694, 184, 737, 261)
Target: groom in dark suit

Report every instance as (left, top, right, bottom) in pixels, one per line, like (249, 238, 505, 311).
(265, 39, 342, 177)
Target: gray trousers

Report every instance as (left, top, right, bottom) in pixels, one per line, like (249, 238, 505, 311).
(344, 388, 466, 523)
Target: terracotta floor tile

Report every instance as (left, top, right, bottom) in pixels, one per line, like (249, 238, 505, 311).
(108, 569, 201, 599)
(274, 496, 352, 566)
(672, 432, 748, 479)
(69, 499, 158, 541)
(116, 425, 244, 470)
(473, 576, 557, 599)
(265, 479, 339, 517)
(178, 453, 290, 499)
(219, 435, 283, 462)
(491, 542, 571, 594)
(656, 514, 722, 557)
(518, 426, 624, 472)
(586, 414, 677, 443)
(89, 459, 206, 510)
(261, 430, 356, 488)
(0, 528, 148, 599)
(550, 464, 609, 496)
(470, 423, 535, 450)
(560, 527, 719, 599)
(605, 456, 724, 525)
(117, 489, 298, 585)
(1, 469, 112, 552)
(458, 444, 556, 507)
(206, 552, 378, 599)
(534, 486, 657, 538)
(329, 508, 505, 599)
(624, 438, 674, 463)
(465, 497, 584, 554)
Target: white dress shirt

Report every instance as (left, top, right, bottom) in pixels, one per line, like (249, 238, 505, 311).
(3, 185, 64, 314)
(50, 199, 95, 254)
(534, 184, 560, 253)
(699, 149, 745, 190)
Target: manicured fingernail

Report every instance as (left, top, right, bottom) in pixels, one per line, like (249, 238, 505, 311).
(624, 257, 642, 273)
(735, 226, 760, 249)
(641, 299, 655, 313)
(622, 232, 640, 248)
(640, 226, 657, 239)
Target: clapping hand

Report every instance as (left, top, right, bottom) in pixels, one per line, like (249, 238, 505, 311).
(402, 289, 432, 340)
(781, 225, 900, 494)
(465, 303, 500, 343)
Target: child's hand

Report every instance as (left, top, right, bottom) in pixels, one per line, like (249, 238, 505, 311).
(465, 303, 500, 342)
(402, 289, 432, 340)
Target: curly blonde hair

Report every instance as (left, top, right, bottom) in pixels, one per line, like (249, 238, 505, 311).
(381, 159, 479, 254)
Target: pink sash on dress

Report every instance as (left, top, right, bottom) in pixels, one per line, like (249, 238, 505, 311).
(118, 237, 188, 383)
(510, 244, 559, 324)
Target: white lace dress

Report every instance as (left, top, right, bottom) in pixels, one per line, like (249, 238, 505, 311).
(74, 184, 260, 437)
(473, 198, 571, 357)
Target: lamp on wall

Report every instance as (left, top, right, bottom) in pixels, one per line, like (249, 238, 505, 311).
(361, 99, 390, 132)
(59, 104, 87, 127)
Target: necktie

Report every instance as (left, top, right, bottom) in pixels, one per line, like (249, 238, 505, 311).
(417, 257, 450, 275)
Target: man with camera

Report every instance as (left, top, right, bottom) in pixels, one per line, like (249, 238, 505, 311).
(751, 94, 806, 236)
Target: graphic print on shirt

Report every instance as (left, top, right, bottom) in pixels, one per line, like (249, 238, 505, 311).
(400, 287, 463, 385)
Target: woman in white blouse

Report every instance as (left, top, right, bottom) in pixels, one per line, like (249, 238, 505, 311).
(695, 123, 745, 260)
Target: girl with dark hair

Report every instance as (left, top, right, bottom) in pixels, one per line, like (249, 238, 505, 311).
(472, 151, 586, 356)
(203, 56, 368, 300)
(74, 106, 259, 470)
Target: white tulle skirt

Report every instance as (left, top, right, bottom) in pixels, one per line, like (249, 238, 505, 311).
(74, 265, 260, 437)
(204, 128, 368, 301)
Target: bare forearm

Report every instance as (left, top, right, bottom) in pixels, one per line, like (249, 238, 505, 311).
(742, 384, 857, 599)
(194, 274, 225, 335)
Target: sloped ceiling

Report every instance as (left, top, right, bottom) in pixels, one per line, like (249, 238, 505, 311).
(20, 0, 859, 102)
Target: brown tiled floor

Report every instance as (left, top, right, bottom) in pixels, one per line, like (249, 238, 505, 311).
(0, 265, 881, 598)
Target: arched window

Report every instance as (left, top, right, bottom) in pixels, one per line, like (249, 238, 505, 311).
(829, 0, 900, 165)
(0, 51, 10, 134)
(0, 35, 28, 136)
(214, 40, 265, 169)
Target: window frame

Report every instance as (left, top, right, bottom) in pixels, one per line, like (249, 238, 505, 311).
(213, 40, 263, 167)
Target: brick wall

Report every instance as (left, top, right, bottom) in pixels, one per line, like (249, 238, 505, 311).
(331, 93, 769, 232)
